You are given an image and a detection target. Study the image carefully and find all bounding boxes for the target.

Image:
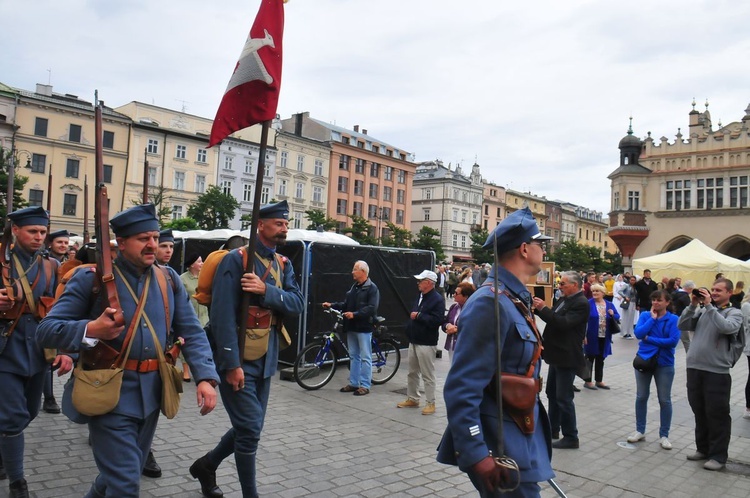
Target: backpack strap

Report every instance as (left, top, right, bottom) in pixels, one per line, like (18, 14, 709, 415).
(153, 265, 172, 339)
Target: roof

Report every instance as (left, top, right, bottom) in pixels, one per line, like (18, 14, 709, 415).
(14, 86, 131, 121)
(607, 163, 652, 179)
(306, 116, 410, 156)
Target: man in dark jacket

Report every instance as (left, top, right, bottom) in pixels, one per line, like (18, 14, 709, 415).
(323, 260, 380, 396)
(397, 270, 445, 415)
(635, 269, 658, 311)
(533, 271, 589, 450)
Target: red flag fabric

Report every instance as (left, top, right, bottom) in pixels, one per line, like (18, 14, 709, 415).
(209, 0, 284, 147)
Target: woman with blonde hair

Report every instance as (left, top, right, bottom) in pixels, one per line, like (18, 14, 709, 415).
(583, 284, 620, 389)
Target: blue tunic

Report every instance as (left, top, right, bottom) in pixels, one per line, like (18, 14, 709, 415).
(437, 265, 554, 485)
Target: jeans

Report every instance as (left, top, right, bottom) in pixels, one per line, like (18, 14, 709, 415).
(634, 365, 674, 437)
(348, 331, 372, 389)
(686, 368, 732, 463)
(546, 365, 577, 438)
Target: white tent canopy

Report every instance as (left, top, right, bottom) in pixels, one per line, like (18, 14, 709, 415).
(632, 239, 750, 288)
(172, 228, 359, 246)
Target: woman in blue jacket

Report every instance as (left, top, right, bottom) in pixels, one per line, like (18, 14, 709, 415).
(627, 289, 680, 449)
(583, 284, 620, 390)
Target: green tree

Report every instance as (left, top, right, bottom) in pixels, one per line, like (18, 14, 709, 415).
(305, 209, 337, 231)
(187, 185, 240, 230)
(603, 251, 623, 275)
(469, 226, 493, 264)
(0, 147, 30, 218)
(161, 217, 199, 231)
(411, 226, 445, 261)
(380, 221, 411, 248)
(133, 184, 172, 224)
(550, 239, 617, 273)
(342, 214, 377, 245)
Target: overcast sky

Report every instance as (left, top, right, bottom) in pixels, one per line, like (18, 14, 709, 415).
(3, 0, 750, 215)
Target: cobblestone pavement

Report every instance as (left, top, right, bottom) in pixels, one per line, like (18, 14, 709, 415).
(18, 310, 750, 497)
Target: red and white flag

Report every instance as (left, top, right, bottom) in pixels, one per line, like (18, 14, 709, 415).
(209, 0, 284, 147)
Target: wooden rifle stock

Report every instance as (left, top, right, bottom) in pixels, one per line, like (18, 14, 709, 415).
(94, 96, 125, 328)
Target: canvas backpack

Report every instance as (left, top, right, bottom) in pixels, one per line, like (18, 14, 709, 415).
(719, 307, 746, 367)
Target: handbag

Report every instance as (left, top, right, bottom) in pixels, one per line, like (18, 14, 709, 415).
(72, 271, 150, 416)
(609, 316, 621, 334)
(633, 353, 659, 373)
(620, 299, 630, 309)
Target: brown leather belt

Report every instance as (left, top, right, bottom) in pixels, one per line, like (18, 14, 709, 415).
(123, 359, 160, 373)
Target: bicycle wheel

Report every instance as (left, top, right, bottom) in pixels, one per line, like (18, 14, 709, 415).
(294, 342, 338, 390)
(371, 339, 400, 385)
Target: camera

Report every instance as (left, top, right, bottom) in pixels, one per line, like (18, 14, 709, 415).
(692, 288, 702, 297)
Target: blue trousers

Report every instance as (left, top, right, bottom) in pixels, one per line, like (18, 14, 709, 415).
(634, 365, 674, 437)
(347, 331, 372, 389)
(468, 470, 542, 497)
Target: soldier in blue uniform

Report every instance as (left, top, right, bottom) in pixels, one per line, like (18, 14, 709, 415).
(437, 207, 555, 497)
(190, 200, 304, 498)
(0, 207, 71, 498)
(37, 204, 220, 498)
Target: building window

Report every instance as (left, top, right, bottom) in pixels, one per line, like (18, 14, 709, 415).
(729, 175, 749, 208)
(397, 189, 405, 204)
(383, 186, 392, 201)
(293, 211, 303, 229)
(278, 179, 288, 196)
(355, 159, 365, 174)
(384, 166, 393, 181)
(665, 179, 691, 210)
(30, 154, 46, 173)
(68, 124, 82, 143)
(29, 189, 43, 207)
(336, 199, 348, 215)
(172, 205, 183, 220)
(368, 205, 378, 219)
(103, 131, 115, 149)
(461, 211, 467, 223)
(196, 175, 206, 193)
(627, 191, 640, 211)
(297, 154, 304, 171)
(174, 171, 185, 190)
(497, 207, 501, 217)
(453, 209, 458, 222)
(66, 158, 80, 178)
(103, 165, 113, 183)
(339, 155, 349, 170)
(453, 234, 458, 247)
(370, 163, 379, 177)
(222, 180, 232, 195)
(280, 151, 288, 168)
(313, 186, 323, 203)
(148, 167, 157, 185)
(396, 209, 404, 224)
(397, 170, 406, 184)
(354, 180, 364, 196)
(381, 207, 391, 221)
(147, 139, 159, 154)
(224, 156, 233, 170)
(197, 148, 207, 163)
(295, 182, 304, 199)
(245, 160, 252, 174)
(425, 188, 432, 200)
(314, 159, 323, 176)
(63, 194, 77, 215)
(613, 192, 620, 210)
(176, 144, 187, 159)
(353, 202, 363, 216)
(243, 183, 252, 202)
(34, 117, 48, 137)
(424, 209, 430, 221)
(696, 178, 724, 209)
(461, 235, 467, 248)
(337, 177, 348, 193)
(261, 187, 270, 204)
(369, 184, 378, 199)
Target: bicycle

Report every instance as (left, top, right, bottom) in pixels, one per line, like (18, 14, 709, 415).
(293, 308, 401, 390)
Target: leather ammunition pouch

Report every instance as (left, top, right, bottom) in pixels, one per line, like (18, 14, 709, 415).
(500, 374, 542, 435)
(243, 306, 281, 361)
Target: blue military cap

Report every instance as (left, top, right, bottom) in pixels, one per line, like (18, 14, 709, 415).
(159, 229, 174, 243)
(483, 207, 552, 253)
(8, 206, 49, 227)
(110, 204, 160, 237)
(259, 200, 289, 220)
(49, 229, 70, 240)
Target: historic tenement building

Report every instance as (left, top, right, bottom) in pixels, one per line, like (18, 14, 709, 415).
(608, 102, 750, 268)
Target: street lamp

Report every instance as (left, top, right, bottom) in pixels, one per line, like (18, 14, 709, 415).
(24, 154, 52, 212)
(7, 149, 31, 214)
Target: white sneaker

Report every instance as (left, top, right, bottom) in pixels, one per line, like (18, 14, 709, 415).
(660, 437, 672, 450)
(744, 409, 750, 419)
(627, 431, 645, 443)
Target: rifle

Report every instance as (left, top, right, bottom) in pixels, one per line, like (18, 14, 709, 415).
(93, 93, 124, 328)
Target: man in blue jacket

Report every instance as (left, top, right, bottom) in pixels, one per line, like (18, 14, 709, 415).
(323, 260, 380, 396)
(37, 203, 219, 498)
(397, 269, 445, 416)
(437, 207, 554, 497)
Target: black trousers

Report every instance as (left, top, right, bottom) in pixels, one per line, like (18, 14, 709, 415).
(686, 368, 732, 463)
(545, 365, 578, 439)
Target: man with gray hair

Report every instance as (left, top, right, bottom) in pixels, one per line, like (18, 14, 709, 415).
(323, 260, 380, 396)
(673, 280, 694, 352)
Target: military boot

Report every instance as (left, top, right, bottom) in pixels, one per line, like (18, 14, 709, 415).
(43, 396, 61, 414)
(142, 450, 161, 478)
(189, 455, 223, 498)
(9, 478, 28, 498)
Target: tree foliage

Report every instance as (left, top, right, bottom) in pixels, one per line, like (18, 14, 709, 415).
(161, 217, 199, 231)
(133, 184, 172, 224)
(305, 209, 338, 231)
(380, 221, 411, 248)
(0, 147, 30, 218)
(342, 214, 377, 245)
(411, 226, 445, 261)
(550, 239, 621, 274)
(469, 226, 493, 264)
(187, 185, 240, 230)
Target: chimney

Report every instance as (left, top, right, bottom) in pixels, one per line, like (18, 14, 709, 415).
(36, 84, 53, 96)
(294, 112, 303, 136)
(353, 125, 359, 133)
(362, 129, 367, 135)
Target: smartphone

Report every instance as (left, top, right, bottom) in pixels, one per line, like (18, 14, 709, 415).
(534, 286, 546, 300)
